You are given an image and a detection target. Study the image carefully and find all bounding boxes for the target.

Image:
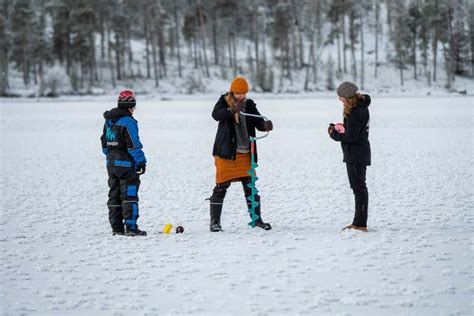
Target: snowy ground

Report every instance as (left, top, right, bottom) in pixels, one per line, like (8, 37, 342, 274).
(1, 95, 473, 315)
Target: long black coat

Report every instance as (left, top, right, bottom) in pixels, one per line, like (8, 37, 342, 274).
(212, 94, 266, 162)
(330, 94, 371, 166)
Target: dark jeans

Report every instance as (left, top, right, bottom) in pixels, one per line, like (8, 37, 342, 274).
(346, 163, 368, 227)
(107, 165, 141, 231)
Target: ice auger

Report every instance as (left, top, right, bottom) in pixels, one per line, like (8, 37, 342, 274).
(240, 112, 270, 228)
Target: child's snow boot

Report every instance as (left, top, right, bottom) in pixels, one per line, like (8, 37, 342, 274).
(125, 226, 147, 236)
(112, 230, 125, 236)
(112, 224, 125, 235)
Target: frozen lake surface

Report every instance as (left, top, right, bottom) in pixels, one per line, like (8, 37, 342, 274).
(1, 96, 473, 315)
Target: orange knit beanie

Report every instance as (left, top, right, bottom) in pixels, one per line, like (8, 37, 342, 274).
(230, 76, 249, 94)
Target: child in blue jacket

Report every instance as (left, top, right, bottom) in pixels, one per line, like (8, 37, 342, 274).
(101, 90, 147, 236)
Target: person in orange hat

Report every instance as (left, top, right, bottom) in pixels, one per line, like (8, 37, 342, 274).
(208, 76, 273, 232)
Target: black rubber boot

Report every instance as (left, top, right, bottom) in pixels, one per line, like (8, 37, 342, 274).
(209, 183, 230, 232)
(210, 200, 223, 232)
(255, 220, 272, 230)
(247, 196, 272, 230)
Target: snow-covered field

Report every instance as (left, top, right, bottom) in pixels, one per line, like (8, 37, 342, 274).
(1, 95, 473, 315)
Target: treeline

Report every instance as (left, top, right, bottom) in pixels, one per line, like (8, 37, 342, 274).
(0, 0, 473, 96)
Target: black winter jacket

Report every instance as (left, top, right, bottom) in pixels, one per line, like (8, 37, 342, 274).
(100, 107, 147, 167)
(212, 94, 266, 162)
(330, 94, 371, 166)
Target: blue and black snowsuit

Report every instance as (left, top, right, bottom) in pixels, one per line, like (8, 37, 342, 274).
(100, 107, 147, 232)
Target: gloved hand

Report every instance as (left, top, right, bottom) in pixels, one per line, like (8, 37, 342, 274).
(328, 123, 335, 135)
(136, 163, 146, 175)
(263, 120, 273, 131)
(231, 101, 245, 114)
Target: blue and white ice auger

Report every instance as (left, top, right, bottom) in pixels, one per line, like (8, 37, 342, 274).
(240, 112, 270, 228)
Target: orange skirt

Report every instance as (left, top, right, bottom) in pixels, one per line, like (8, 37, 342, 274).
(214, 153, 254, 184)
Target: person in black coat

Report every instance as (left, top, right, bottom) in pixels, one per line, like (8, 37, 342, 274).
(209, 76, 273, 232)
(329, 81, 371, 232)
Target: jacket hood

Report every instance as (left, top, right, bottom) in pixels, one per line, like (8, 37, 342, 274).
(103, 107, 131, 120)
(357, 94, 371, 108)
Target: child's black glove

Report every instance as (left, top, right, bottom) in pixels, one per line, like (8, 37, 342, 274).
(136, 163, 146, 175)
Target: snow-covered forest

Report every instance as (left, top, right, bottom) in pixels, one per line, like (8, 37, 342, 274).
(1, 0, 473, 97)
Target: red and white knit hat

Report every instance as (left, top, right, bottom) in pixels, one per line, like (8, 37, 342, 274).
(118, 90, 136, 109)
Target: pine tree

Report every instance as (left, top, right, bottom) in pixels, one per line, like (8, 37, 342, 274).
(438, 0, 456, 88)
(419, 1, 432, 82)
(326, 0, 344, 76)
(392, 1, 411, 86)
(348, 1, 361, 81)
(0, 0, 11, 95)
(69, 0, 97, 91)
(10, 0, 35, 86)
(451, 0, 470, 76)
(469, 1, 474, 76)
(374, 0, 381, 79)
(273, 1, 293, 82)
(407, 0, 422, 79)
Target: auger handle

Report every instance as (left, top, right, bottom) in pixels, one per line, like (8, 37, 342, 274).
(240, 112, 270, 140)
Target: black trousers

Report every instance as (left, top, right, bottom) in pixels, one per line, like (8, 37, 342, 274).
(346, 163, 368, 227)
(107, 165, 141, 231)
(210, 177, 261, 216)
